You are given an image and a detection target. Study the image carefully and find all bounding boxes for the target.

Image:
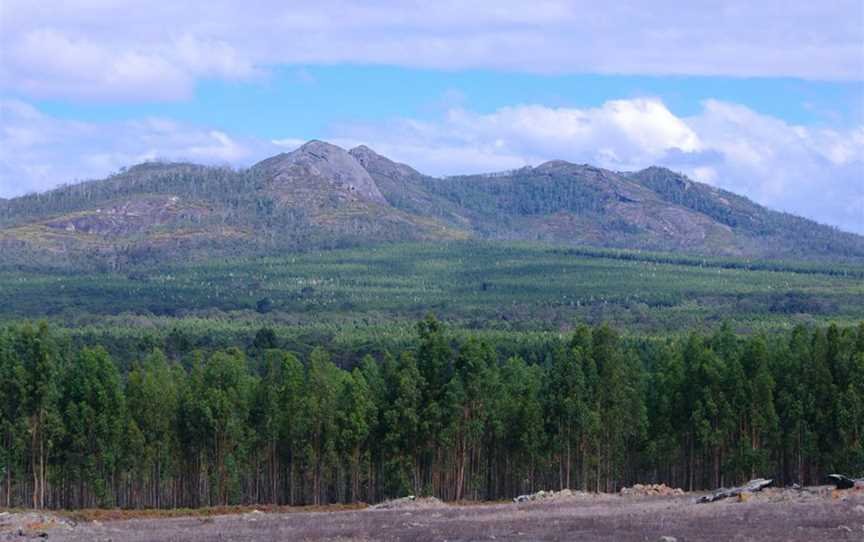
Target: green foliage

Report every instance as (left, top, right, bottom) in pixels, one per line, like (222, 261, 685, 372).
(0, 329, 27, 506)
(380, 351, 422, 498)
(10, 322, 61, 508)
(1, 243, 862, 360)
(629, 166, 864, 259)
(303, 347, 345, 504)
(125, 349, 179, 508)
(0, 319, 862, 509)
(59, 347, 126, 506)
(498, 356, 544, 494)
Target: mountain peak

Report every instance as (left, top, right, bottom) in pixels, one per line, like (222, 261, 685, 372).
(347, 144, 383, 165)
(348, 145, 420, 176)
(349, 144, 376, 155)
(254, 140, 349, 167)
(631, 166, 695, 190)
(296, 139, 343, 155)
(349, 145, 423, 181)
(254, 140, 388, 205)
(535, 159, 573, 170)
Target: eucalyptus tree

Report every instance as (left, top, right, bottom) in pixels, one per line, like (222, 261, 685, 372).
(415, 314, 453, 495)
(380, 351, 422, 498)
(0, 329, 26, 507)
(336, 368, 376, 502)
(59, 347, 126, 507)
(304, 347, 343, 504)
(499, 356, 544, 496)
(13, 323, 61, 509)
(126, 349, 180, 508)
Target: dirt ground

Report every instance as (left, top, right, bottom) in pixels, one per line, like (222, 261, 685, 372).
(2, 486, 863, 541)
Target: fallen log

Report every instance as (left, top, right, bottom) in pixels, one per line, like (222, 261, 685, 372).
(826, 474, 864, 490)
(697, 478, 773, 503)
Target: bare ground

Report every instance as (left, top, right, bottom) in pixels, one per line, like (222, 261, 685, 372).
(2, 486, 863, 541)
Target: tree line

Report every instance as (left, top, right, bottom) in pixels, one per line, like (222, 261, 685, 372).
(1, 317, 862, 509)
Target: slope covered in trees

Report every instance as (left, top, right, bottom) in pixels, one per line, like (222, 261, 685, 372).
(2, 141, 862, 268)
(1, 318, 862, 509)
(1, 242, 862, 344)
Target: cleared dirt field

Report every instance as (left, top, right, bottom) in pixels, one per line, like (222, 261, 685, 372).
(2, 487, 863, 541)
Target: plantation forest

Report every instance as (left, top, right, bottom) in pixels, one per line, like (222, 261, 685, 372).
(2, 316, 863, 509)
(1, 239, 863, 510)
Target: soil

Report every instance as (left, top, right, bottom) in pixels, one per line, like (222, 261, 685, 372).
(2, 486, 862, 541)
(370, 496, 449, 510)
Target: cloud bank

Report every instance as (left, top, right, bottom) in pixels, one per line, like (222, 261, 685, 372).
(0, 99, 279, 193)
(2, 98, 861, 233)
(1, 1, 861, 100)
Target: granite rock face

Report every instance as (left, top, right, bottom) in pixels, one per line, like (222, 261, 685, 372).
(256, 140, 388, 205)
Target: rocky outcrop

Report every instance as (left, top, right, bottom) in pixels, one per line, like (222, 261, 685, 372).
(42, 195, 209, 237)
(256, 140, 387, 205)
(349, 145, 423, 182)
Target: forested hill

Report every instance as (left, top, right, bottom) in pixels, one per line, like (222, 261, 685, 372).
(1, 140, 862, 268)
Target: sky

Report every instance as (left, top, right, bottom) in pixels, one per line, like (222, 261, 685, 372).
(0, 1, 862, 233)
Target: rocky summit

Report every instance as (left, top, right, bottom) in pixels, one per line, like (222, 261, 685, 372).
(1, 140, 862, 268)
(255, 140, 388, 206)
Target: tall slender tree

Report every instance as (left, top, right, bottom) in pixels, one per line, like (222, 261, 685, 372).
(60, 347, 126, 507)
(126, 349, 179, 508)
(15, 323, 60, 509)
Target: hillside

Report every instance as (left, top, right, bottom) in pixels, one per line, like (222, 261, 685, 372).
(1, 140, 862, 268)
(1, 242, 862, 350)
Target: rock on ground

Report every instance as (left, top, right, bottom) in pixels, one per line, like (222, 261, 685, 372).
(620, 484, 685, 497)
(369, 496, 448, 510)
(513, 488, 596, 503)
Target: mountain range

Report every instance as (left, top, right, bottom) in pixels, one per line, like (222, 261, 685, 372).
(1, 140, 862, 268)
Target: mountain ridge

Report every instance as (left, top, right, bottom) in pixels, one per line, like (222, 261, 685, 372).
(1, 140, 861, 268)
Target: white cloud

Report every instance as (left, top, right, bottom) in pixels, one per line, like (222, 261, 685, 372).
(443, 99, 703, 167)
(0, 1, 861, 100)
(328, 98, 706, 174)
(0, 99, 279, 193)
(1, 24, 258, 100)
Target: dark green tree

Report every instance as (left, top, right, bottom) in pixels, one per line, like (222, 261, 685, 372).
(304, 347, 343, 504)
(60, 347, 127, 507)
(126, 349, 179, 508)
(15, 323, 61, 509)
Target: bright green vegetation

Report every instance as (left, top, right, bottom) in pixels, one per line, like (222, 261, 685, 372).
(1, 317, 862, 509)
(1, 242, 861, 360)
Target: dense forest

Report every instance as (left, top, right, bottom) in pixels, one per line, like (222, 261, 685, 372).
(2, 243, 862, 340)
(2, 317, 862, 510)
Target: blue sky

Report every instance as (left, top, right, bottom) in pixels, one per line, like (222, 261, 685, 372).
(27, 69, 863, 137)
(1, 1, 862, 232)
